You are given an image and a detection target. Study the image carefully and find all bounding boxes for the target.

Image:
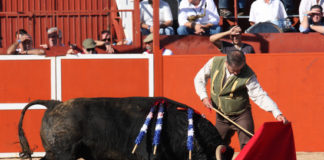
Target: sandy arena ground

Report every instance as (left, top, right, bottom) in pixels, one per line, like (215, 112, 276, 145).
(232, 152, 324, 160)
(1, 152, 323, 160)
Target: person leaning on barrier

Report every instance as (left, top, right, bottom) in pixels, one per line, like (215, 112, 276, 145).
(140, 0, 174, 35)
(177, 0, 221, 35)
(95, 30, 133, 54)
(300, 5, 324, 34)
(7, 29, 45, 55)
(99, 30, 131, 45)
(142, 33, 172, 55)
(40, 27, 64, 49)
(81, 38, 97, 54)
(210, 25, 255, 54)
(95, 30, 115, 54)
(299, 0, 324, 23)
(194, 50, 288, 149)
(67, 38, 98, 55)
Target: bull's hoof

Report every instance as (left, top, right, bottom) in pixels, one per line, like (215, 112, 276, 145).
(19, 152, 32, 159)
(215, 145, 234, 160)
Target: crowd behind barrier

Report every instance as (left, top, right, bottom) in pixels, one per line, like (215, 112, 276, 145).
(1, 0, 324, 56)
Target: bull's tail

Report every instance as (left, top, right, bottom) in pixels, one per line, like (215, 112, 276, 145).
(18, 100, 61, 159)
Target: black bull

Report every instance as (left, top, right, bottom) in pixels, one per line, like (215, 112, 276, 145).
(18, 97, 234, 160)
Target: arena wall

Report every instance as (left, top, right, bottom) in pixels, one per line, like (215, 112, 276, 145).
(0, 53, 323, 157)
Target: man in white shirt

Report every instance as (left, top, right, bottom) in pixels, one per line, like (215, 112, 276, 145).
(249, 0, 288, 30)
(140, 0, 174, 35)
(299, 0, 324, 22)
(177, 0, 221, 35)
(194, 50, 288, 149)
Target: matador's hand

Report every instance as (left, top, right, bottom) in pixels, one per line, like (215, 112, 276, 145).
(202, 98, 213, 111)
(276, 114, 288, 124)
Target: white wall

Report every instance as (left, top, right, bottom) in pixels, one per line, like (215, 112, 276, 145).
(115, 0, 134, 42)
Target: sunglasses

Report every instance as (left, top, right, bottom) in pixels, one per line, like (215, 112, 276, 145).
(311, 13, 321, 16)
(86, 48, 95, 52)
(22, 39, 32, 44)
(102, 38, 111, 42)
(48, 34, 58, 38)
(231, 34, 242, 38)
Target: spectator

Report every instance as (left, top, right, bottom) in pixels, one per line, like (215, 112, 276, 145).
(67, 38, 97, 55)
(210, 26, 255, 54)
(7, 29, 45, 55)
(299, 0, 324, 22)
(249, 0, 289, 30)
(95, 30, 133, 54)
(95, 30, 116, 53)
(142, 33, 173, 55)
(300, 5, 324, 34)
(178, 0, 221, 35)
(140, 0, 174, 35)
(219, 0, 246, 18)
(82, 38, 97, 54)
(40, 27, 64, 49)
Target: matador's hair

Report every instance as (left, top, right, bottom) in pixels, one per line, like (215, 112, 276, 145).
(226, 50, 246, 67)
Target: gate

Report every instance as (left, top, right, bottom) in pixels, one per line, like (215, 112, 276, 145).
(0, 0, 141, 54)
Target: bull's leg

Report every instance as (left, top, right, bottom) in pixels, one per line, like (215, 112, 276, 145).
(41, 147, 76, 160)
(40, 151, 55, 160)
(41, 120, 82, 159)
(42, 147, 86, 160)
(47, 142, 78, 160)
(71, 141, 95, 160)
(215, 145, 234, 160)
(55, 153, 75, 160)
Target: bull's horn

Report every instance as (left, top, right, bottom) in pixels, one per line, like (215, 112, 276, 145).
(215, 145, 226, 160)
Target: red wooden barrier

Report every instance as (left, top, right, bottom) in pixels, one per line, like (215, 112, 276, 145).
(163, 53, 324, 151)
(160, 33, 324, 55)
(0, 56, 53, 102)
(0, 53, 323, 157)
(0, 54, 153, 156)
(58, 56, 152, 101)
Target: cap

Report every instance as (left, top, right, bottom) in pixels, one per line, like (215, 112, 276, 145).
(47, 27, 62, 38)
(82, 38, 96, 49)
(143, 33, 153, 43)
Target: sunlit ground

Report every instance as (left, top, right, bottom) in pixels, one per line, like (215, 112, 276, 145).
(1, 152, 324, 160)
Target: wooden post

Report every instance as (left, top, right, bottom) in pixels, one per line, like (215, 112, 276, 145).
(153, 0, 163, 97)
(234, 0, 238, 25)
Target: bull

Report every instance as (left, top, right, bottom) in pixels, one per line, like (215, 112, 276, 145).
(18, 97, 234, 160)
